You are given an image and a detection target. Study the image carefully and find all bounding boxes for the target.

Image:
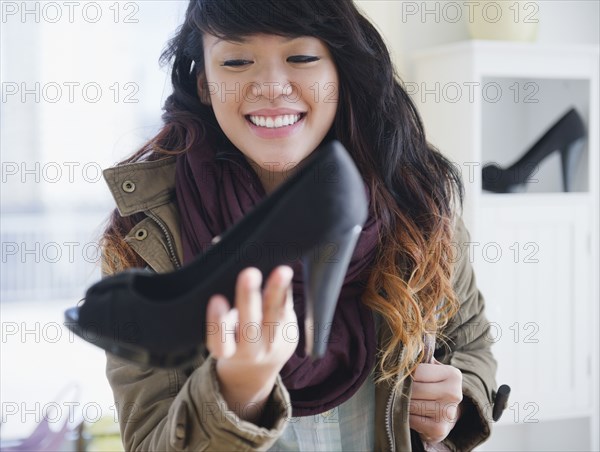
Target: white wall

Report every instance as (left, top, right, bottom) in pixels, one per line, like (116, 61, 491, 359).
(356, 0, 600, 78)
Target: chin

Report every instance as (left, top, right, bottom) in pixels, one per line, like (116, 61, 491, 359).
(254, 146, 310, 166)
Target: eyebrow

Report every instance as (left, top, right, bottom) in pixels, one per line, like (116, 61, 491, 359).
(211, 35, 301, 49)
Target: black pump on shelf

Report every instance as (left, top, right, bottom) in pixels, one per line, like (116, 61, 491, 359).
(64, 140, 368, 368)
(482, 108, 586, 193)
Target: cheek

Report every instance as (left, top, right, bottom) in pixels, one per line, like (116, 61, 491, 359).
(323, 72, 340, 122)
(321, 83, 339, 110)
(210, 103, 242, 143)
(209, 81, 243, 119)
(205, 70, 245, 107)
(300, 70, 339, 110)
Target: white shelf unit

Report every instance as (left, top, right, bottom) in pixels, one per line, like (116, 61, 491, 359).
(411, 41, 599, 451)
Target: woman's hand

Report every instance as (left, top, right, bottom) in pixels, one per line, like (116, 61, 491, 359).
(206, 266, 298, 424)
(409, 358, 464, 445)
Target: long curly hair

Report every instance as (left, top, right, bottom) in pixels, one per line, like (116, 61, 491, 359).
(102, 0, 464, 386)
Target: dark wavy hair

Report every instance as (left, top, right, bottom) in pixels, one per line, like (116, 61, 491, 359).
(102, 0, 464, 385)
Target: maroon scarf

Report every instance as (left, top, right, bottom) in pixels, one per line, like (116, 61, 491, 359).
(175, 139, 379, 416)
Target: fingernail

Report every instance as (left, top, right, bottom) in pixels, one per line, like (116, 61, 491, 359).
(279, 265, 294, 282)
(227, 308, 239, 324)
(208, 294, 220, 304)
(245, 267, 262, 288)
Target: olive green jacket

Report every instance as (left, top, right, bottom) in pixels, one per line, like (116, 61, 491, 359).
(102, 156, 500, 451)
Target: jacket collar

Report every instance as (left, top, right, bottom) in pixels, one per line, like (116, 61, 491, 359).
(103, 156, 177, 216)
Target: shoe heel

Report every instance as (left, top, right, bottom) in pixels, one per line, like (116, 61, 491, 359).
(560, 146, 570, 192)
(302, 224, 363, 359)
(560, 137, 585, 192)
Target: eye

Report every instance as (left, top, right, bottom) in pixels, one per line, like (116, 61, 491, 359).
(287, 55, 320, 63)
(222, 59, 253, 67)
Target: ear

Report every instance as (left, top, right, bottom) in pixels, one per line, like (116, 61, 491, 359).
(196, 72, 212, 106)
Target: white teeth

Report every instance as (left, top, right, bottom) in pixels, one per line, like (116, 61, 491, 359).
(248, 114, 302, 128)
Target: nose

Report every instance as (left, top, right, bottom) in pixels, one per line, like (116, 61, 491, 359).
(249, 63, 293, 101)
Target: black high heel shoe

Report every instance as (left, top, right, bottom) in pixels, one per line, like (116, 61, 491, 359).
(482, 108, 586, 193)
(64, 140, 368, 368)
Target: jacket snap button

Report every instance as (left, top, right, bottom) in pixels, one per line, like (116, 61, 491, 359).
(135, 229, 148, 241)
(122, 180, 136, 193)
(175, 424, 186, 440)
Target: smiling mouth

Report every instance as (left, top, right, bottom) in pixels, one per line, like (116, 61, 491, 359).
(246, 113, 305, 129)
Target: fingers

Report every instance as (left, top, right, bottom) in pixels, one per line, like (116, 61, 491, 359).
(413, 361, 459, 383)
(231, 268, 263, 357)
(206, 295, 238, 359)
(235, 267, 263, 324)
(262, 266, 294, 324)
(409, 411, 452, 444)
(409, 399, 460, 422)
(409, 399, 460, 444)
(206, 266, 296, 361)
(411, 379, 463, 402)
(412, 362, 462, 400)
(409, 362, 463, 443)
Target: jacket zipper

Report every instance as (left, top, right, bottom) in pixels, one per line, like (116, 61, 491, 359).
(146, 210, 181, 269)
(385, 380, 397, 452)
(386, 344, 409, 452)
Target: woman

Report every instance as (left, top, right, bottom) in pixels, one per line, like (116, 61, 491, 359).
(102, 1, 499, 450)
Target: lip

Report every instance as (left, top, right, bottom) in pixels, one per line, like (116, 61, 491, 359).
(245, 108, 305, 116)
(245, 112, 306, 139)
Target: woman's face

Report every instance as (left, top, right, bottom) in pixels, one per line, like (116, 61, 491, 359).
(201, 33, 339, 190)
